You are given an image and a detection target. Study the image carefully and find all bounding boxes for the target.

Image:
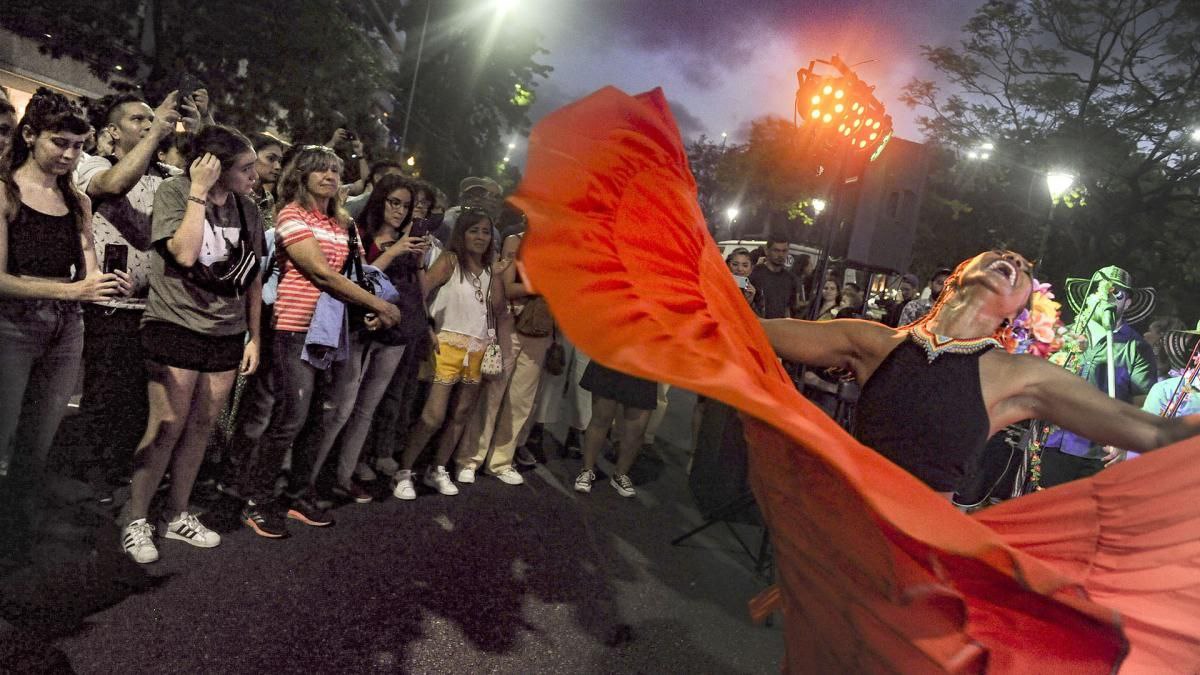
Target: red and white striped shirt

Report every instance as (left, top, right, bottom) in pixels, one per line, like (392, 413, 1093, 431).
(273, 204, 351, 332)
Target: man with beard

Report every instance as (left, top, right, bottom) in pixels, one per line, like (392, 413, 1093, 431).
(1039, 266, 1158, 487)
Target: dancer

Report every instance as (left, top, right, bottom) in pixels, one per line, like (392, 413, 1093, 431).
(511, 86, 1200, 672)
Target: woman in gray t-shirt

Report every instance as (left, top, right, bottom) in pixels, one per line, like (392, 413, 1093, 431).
(121, 125, 265, 565)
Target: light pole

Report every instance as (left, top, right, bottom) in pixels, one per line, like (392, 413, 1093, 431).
(398, 0, 432, 157)
(1037, 170, 1076, 266)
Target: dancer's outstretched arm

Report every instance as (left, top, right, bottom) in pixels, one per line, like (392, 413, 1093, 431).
(992, 352, 1200, 452)
(761, 318, 898, 377)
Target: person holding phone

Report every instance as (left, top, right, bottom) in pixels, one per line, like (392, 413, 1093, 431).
(73, 89, 187, 492)
(321, 174, 429, 501)
(120, 125, 265, 564)
(0, 90, 131, 546)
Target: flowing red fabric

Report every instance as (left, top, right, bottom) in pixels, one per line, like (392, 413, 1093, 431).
(510, 86, 1200, 674)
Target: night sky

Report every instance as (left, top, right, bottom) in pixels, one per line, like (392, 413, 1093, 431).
(519, 0, 986, 147)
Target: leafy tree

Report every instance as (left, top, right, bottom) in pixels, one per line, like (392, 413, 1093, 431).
(0, 0, 549, 192)
(902, 0, 1200, 318)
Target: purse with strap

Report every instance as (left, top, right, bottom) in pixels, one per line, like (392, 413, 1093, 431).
(162, 192, 260, 296)
(514, 295, 555, 337)
(481, 274, 503, 378)
(544, 324, 566, 376)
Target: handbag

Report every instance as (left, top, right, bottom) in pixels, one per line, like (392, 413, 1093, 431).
(163, 193, 260, 296)
(342, 220, 384, 335)
(544, 324, 566, 376)
(481, 274, 503, 378)
(514, 295, 554, 338)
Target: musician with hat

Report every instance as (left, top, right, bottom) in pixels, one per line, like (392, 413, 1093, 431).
(1039, 265, 1158, 487)
(1143, 322, 1200, 419)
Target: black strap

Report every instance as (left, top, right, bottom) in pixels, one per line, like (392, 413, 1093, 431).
(342, 220, 366, 283)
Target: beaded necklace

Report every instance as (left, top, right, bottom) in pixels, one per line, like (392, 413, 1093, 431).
(909, 322, 1001, 363)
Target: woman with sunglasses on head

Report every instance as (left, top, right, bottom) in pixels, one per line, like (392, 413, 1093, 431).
(0, 90, 131, 539)
(121, 125, 265, 564)
(234, 145, 400, 538)
(394, 208, 505, 500)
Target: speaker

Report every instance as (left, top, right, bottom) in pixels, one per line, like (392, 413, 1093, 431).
(688, 400, 760, 524)
(837, 137, 931, 273)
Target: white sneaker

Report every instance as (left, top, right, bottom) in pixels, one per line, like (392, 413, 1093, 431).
(393, 470, 417, 500)
(122, 518, 159, 564)
(354, 461, 377, 483)
(610, 473, 637, 497)
(423, 466, 459, 496)
(574, 469, 596, 494)
(493, 468, 524, 485)
(164, 512, 221, 548)
(375, 456, 400, 477)
(456, 467, 476, 484)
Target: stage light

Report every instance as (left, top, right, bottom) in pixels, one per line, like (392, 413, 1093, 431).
(811, 109, 821, 119)
(834, 103, 844, 113)
(873, 121, 881, 129)
(866, 118, 873, 126)
(859, 140, 867, 148)
(822, 113, 833, 123)
(853, 119, 861, 127)
(843, 128, 851, 136)
(834, 89, 844, 99)
(838, 123, 846, 132)
(823, 84, 833, 95)
(869, 132, 877, 140)
(811, 95, 821, 105)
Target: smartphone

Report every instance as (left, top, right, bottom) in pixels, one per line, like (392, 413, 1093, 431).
(734, 274, 750, 289)
(344, 130, 356, 142)
(177, 73, 202, 109)
(104, 243, 128, 275)
(408, 217, 433, 240)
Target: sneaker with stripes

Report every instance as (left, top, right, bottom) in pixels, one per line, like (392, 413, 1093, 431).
(164, 512, 221, 548)
(122, 518, 159, 564)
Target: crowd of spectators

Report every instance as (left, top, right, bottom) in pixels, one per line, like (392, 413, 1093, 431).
(0, 83, 661, 567)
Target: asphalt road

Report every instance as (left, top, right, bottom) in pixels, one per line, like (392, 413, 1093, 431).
(0, 425, 782, 674)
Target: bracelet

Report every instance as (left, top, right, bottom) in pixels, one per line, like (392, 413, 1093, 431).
(187, 195, 206, 206)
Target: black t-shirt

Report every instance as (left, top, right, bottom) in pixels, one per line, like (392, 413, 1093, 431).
(749, 265, 799, 319)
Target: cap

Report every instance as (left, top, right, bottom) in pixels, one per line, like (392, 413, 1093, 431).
(458, 176, 502, 197)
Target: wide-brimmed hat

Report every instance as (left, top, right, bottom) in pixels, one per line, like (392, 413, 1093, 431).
(1162, 321, 1200, 372)
(1064, 265, 1155, 325)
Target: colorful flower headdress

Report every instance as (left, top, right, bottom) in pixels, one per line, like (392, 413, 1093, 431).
(999, 279, 1064, 358)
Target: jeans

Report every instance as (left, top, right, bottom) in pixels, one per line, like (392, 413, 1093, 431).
(75, 305, 148, 470)
(366, 333, 428, 462)
(0, 299, 84, 483)
(333, 341, 406, 486)
(239, 330, 367, 501)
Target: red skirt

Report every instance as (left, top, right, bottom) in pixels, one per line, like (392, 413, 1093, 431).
(510, 86, 1200, 673)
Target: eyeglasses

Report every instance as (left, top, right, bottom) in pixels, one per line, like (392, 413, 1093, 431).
(385, 197, 408, 210)
(470, 273, 484, 303)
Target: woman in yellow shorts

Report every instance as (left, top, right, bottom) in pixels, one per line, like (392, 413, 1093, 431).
(394, 209, 505, 499)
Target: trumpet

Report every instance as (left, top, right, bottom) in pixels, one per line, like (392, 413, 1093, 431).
(1162, 338, 1200, 419)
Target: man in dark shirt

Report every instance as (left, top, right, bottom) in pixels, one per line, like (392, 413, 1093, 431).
(749, 235, 800, 319)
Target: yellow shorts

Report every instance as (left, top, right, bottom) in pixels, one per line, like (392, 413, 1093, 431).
(433, 339, 485, 385)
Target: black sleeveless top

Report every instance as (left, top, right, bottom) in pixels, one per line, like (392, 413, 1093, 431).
(852, 332, 996, 492)
(7, 202, 82, 278)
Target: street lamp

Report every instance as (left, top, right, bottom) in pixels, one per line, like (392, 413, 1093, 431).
(406, 156, 416, 167)
(1037, 170, 1077, 267)
(725, 206, 740, 222)
(811, 198, 827, 214)
(1045, 171, 1075, 202)
(1191, 128, 1200, 142)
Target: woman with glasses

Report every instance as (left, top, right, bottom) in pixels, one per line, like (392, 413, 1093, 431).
(318, 174, 429, 502)
(394, 208, 505, 500)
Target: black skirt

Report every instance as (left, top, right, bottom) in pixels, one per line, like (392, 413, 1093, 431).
(141, 320, 245, 373)
(579, 361, 657, 411)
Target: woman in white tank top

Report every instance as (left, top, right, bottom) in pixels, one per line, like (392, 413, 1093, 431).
(394, 208, 506, 500)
